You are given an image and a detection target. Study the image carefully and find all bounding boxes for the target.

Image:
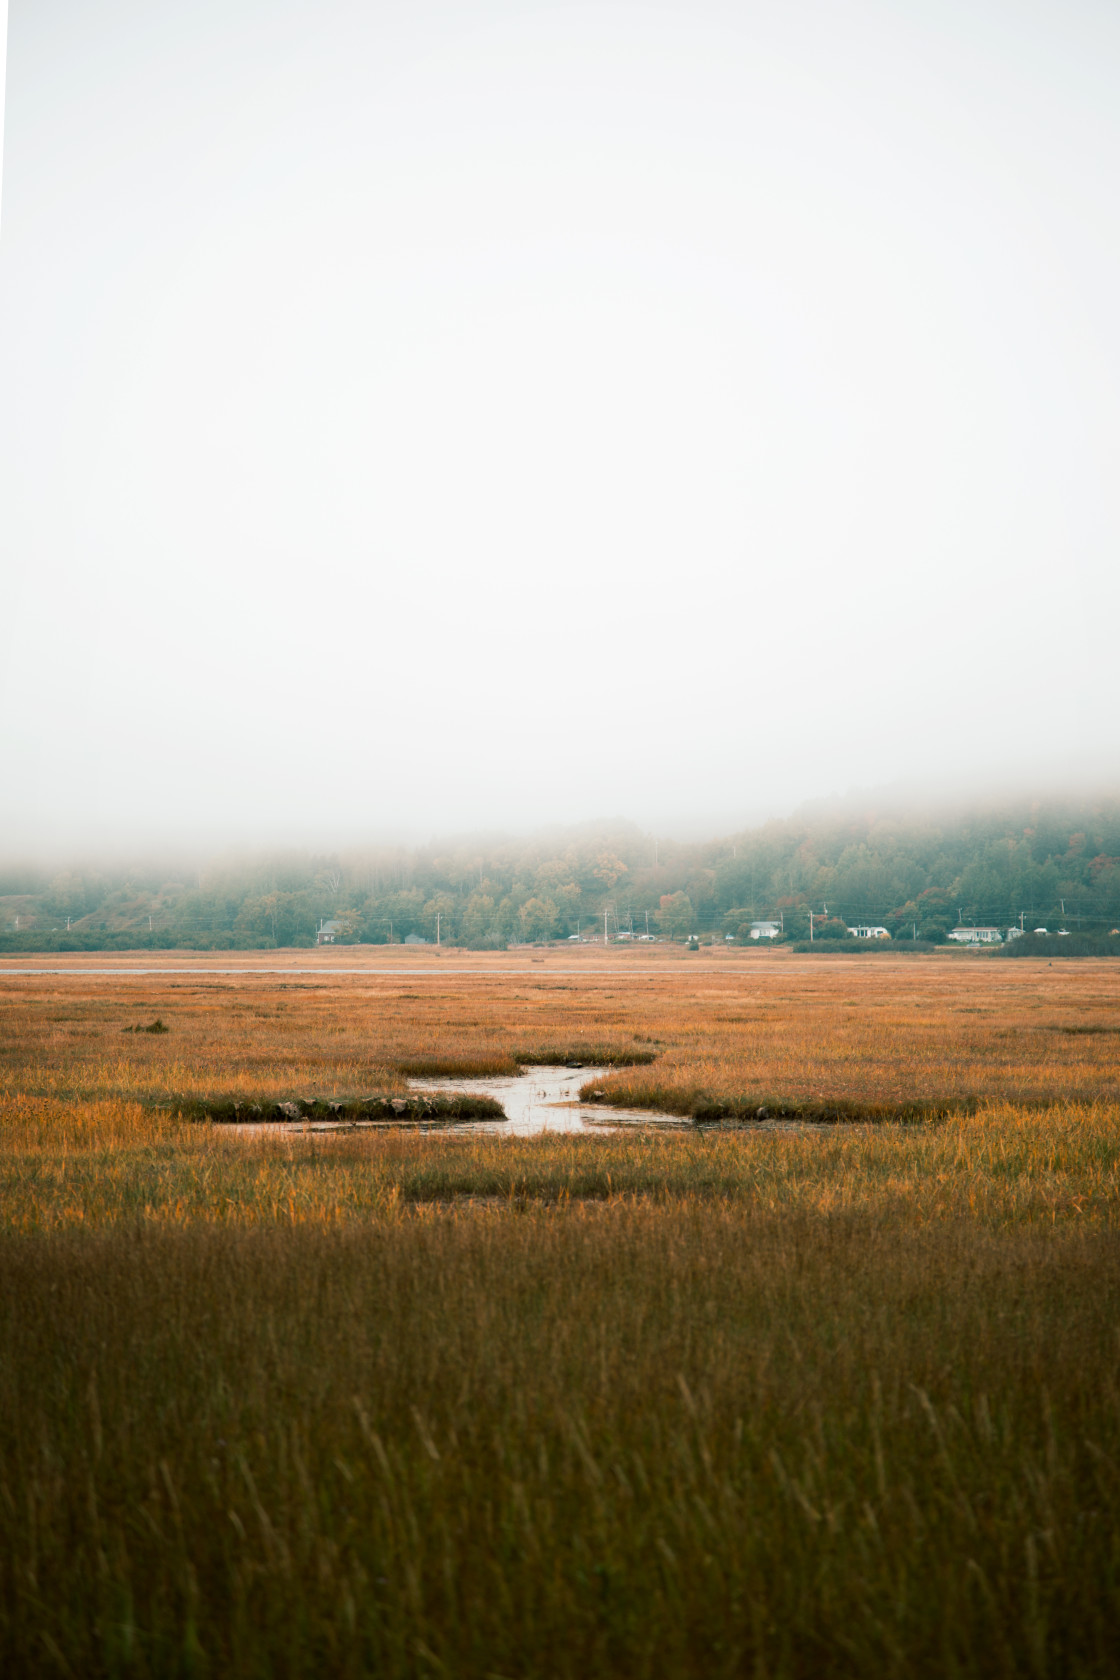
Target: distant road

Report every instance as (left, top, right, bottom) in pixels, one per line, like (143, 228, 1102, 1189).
(0, 949, 980, 981)
(0, 945, 773, 975)
(0, 965, 709, 977)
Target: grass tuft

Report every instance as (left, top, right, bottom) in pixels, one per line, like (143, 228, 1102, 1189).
(176, 1092, 506, 1124)
(516, 1045, 659, 1066)
(395, 1053, 521, 1077)
(581, 1081, 980, 1124)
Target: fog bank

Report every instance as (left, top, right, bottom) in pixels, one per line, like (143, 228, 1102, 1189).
(3, 1, 1119, 856)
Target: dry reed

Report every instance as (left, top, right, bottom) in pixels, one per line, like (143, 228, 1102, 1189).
(1, 958, 1119, 1676)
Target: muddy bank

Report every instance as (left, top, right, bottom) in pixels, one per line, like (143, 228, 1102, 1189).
(578, 1083, 975, 1126)
(169, 1094, 506, 1126)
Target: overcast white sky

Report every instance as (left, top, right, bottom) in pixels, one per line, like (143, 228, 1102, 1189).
(1, 0, 1118, 857)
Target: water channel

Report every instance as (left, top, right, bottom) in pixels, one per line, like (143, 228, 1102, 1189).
(408, 1065, 684, 1134)
(215, 1066, 684, 1136)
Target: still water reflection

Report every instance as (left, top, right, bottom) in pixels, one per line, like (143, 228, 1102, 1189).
(409, 1065, 683, 1135)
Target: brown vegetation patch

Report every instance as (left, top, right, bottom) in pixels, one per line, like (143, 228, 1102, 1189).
(2, 1212, 1120, 1674)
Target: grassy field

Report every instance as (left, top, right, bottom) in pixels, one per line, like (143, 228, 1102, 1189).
(3, 950, 1120, 1117)
(1, 953, 1119, 1676)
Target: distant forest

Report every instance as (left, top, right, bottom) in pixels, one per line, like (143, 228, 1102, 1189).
(2, 797, 1120, 951)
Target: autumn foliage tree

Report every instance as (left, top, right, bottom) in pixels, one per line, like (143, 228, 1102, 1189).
(5, 800, 1120, 950)
(657, 892, 695, 940)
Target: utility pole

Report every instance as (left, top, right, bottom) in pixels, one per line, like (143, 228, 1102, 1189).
(436, 911, 441, 945)
(645, 910, 650, 935)
(809, 909, 815, 942)
(1019, 910, 1025, 932)
(603, 908, 609, 945)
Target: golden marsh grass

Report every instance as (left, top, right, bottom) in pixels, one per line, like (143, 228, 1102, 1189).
(1, 954, 1119, 1675)
(3, 952, 1120, 1115)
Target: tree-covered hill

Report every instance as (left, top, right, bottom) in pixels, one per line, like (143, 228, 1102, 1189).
(2, 798, 1119, 951)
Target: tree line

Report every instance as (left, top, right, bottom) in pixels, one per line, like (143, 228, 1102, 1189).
(2, 798, 1120, 951)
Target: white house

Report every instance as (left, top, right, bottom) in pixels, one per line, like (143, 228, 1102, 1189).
(848, 925, 891, 940)
(749, 921, 782, 940)
(947, 926, 1003, 944)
